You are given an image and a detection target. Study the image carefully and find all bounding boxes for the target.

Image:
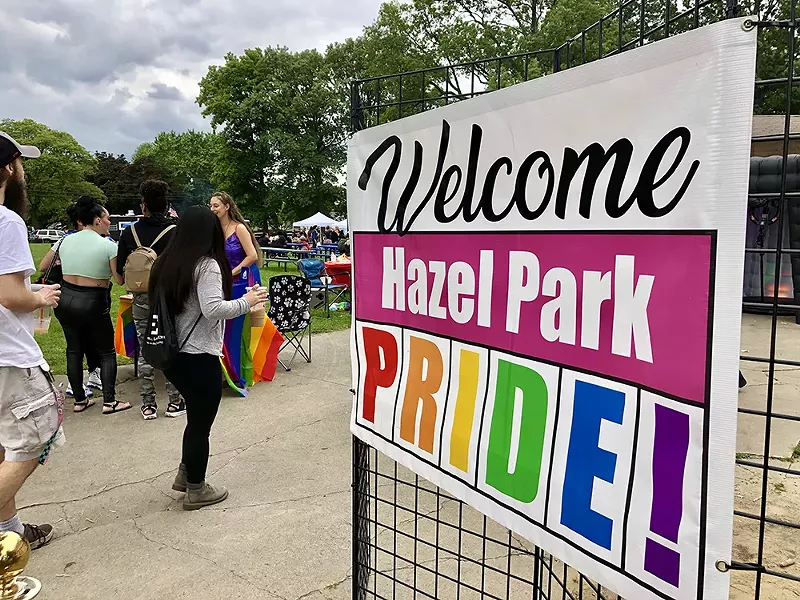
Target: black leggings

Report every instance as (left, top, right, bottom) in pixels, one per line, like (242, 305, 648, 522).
(164, 353, 222, 484)
(54, 281, 116, 404)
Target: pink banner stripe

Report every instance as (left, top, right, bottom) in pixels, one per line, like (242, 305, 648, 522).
(354, 232, 712, 403)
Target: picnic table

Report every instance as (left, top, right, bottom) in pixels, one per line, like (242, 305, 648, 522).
(261, 247, 327, 270)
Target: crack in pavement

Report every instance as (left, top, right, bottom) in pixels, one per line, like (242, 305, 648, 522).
(132, 517, 287, 599)
(58, 503, 75, 534)
(148, 480, 182, 503)
(206, 487, 351, 512)
(510, 532, 535, 553)
(375, 498, 458, 542)
(208, 416, 330, 477)
(19, 414, 331, 513)
(208, 448, 245, 477)
(18, 467, 179, 511)
(294, 571, 351, 600)
(39, 483, 349, 547)
(45, 485, 351, 544)
(377, 546, 530, 578)
(309, 378, 350, 390)
(48, 486, 349, 544)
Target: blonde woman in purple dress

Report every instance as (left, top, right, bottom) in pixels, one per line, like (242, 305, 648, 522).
(209, 192, 263, 393)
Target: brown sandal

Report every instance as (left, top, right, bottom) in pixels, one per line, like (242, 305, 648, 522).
(73, 399, 96, 413)
(102, 401, 132, 415)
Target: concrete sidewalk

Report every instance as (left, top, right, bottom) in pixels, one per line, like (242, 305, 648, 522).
(18, 330, 354, 600)
(18, 315, 800, 600)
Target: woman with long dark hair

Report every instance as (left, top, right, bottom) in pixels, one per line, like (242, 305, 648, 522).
(149, 206, 267, 510)
(55, 197, 129, 414)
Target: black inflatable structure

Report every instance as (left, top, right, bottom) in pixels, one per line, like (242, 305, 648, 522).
(744, 155, 800, 321)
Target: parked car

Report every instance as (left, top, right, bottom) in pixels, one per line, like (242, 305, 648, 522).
(32, 229, 65, 243)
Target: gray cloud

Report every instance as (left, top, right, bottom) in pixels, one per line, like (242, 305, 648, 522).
(1, 0, 382, 156)
(147, 83, 184, 101)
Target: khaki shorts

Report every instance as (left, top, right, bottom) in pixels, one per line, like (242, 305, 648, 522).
(0, 366, 65, 462)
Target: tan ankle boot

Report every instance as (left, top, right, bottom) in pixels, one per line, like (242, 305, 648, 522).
(183, 482, 229, 511)
(172, 464, 187, 492)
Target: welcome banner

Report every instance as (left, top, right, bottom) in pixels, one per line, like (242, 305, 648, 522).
(348, 18, 756, 600)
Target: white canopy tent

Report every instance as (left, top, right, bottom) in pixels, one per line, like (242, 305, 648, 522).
(336, 219, 348, 233)
(293, 212, 338, 228)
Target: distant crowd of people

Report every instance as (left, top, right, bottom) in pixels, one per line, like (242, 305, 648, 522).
(263, 225, 350, 256)
(0, 131, 270, 555)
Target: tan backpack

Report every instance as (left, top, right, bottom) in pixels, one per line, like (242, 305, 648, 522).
(123, 223, 176, 294)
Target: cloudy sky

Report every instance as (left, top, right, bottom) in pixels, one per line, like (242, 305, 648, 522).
(1, 0, 383, 157)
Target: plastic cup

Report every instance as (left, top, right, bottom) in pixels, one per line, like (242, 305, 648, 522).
(33, 306, 52, 335)
(250, 305, 265, 328)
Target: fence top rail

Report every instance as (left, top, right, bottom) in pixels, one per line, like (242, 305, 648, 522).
(351, 0, 733, 87)
(352, 47, 559, 86)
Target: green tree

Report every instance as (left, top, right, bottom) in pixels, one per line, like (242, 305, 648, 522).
(0, 118, 103, 226)
(87, 152, 182, 215)
(133, 130, 225, 210)
(198, 47, 347, 228)
(88, 152, 132, 214)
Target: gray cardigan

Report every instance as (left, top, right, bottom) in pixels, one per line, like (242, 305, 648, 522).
(176, 257, 250, 356)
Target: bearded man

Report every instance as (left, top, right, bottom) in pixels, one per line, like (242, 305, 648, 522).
(0, 132, 63, 549)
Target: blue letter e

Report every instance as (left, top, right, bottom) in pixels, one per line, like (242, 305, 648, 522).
(560, 381, 624, 550)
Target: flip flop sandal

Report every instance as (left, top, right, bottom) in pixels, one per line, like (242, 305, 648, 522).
(103, 401, 133, 415)
(73, 399, 96, 413)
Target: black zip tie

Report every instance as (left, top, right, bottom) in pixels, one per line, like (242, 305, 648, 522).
(743, 18, 800, 29)
(716, 560, 764, 573)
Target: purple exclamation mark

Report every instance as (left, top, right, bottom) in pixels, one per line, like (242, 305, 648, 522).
(643, 404, 690, 588)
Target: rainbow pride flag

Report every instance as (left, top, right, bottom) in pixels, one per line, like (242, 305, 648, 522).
(250, 316, 283, 384)
(114, 294, 137, 359)
(115, 291, 282, 392)
(221, 311, 283, 396)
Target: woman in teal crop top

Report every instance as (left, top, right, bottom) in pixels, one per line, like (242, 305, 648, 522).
(53, 198, 131, 416)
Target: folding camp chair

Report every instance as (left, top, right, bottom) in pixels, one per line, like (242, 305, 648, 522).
(297, 258, 351, 318)
(267, 275, 312, 371)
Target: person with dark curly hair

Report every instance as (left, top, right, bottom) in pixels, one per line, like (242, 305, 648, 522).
(56, 197, 129, 415)
(38, 203, 104, 399)
(116, 180, 184, 420)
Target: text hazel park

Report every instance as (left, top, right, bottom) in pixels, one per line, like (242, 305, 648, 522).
(378, 246, 655, 361)
(351, 230, 713, 597)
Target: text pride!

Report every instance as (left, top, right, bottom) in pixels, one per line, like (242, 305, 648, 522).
(355, 325, 704, 594)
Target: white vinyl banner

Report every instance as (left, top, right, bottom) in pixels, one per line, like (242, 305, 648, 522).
(347, 18, 756, 600)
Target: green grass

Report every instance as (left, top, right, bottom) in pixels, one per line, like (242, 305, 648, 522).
(28, 243, 351, 374)
(792, 442, 800, 462)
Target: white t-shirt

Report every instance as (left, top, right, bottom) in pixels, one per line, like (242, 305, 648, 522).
(0, 205, 44, 368)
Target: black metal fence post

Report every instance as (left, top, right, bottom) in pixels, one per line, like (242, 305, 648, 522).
(352, 437, 371, 600)
(349, 78, 370, 600)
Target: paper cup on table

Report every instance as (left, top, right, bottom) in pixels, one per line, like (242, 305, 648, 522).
(250, 305, 265, 328)
(33, 306, 52, 334)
